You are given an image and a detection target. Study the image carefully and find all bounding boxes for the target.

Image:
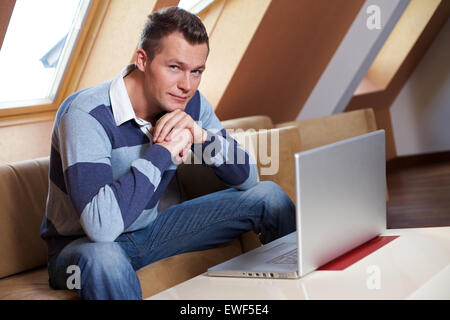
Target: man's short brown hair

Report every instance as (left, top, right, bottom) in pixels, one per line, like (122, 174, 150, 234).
(139, 6, 209, 60)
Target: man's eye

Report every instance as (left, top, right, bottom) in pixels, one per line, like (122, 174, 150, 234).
(169, 65, 179, 70)
(192, 70, 202, 75)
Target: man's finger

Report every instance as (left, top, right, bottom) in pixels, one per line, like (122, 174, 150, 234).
(162, 117, 186, 142)
(152, 110, 179, 142)
(166, 116, 192, 141)
(154, 111, 186, 142)
(181, 144, 191, 163)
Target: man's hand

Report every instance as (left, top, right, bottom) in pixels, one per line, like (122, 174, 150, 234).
(150, 109, 207, 145)
(156, 128, 193, 163)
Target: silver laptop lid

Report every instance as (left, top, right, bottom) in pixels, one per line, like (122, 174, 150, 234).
(296, 130, 386, 276)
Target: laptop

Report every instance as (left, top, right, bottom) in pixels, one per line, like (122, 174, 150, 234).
(208, 130, 386, 278)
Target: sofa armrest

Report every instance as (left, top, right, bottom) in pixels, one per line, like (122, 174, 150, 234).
(275, 108, 377, 151)
(0, 158, 49, 279)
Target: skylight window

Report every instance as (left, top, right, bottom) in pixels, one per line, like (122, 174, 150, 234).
(178, 0, 216, 14)
(0, 0, 90, 109)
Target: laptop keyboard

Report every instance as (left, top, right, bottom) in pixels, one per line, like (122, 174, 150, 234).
(267, 248, 297, 264)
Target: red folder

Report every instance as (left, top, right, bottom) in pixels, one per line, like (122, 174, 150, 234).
(318, 235, 399, 271)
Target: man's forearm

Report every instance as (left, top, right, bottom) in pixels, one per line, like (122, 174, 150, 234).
(68, 143, 173, 242)
(194, 128, 258, 189)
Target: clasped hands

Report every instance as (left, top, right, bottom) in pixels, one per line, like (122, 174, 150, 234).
(150, 109, 207, 163)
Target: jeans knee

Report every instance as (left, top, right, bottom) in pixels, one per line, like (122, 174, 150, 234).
(76, 242, 128, 273)
(50, 240, 141, 299)
(252, 181, 294, 211)
(61, 242, 131, 289)
(247, 181, 296, 243)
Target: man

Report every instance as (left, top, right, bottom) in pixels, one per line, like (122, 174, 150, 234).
(40, 7, 296, 300)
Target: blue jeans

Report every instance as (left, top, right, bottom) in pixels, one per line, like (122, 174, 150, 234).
(47, 181, 296, 299)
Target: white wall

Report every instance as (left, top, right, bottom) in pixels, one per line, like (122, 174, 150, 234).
(390, 17, 450, 156)
(298, 0, 409, 120)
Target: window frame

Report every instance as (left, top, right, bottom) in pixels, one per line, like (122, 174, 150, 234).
(179, 0, 216, 14)
(0, 0, 110, 126)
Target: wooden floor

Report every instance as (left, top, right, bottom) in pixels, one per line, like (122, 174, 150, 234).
(386, 153, 450, 229)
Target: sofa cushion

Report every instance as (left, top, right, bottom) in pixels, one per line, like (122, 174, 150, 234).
(0, 158, 49, 279)
(231, 126, 302, 204)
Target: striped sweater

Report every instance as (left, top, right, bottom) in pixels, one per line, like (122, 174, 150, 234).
(40, 69, 258, 259)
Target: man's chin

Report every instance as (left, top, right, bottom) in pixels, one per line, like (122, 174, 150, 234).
(167, 104, 186, 112)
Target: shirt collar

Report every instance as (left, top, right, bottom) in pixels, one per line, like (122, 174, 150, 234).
(109, 64, 151, 127)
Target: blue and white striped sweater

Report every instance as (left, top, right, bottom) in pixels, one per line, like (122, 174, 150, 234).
(40, 80, 258, 259)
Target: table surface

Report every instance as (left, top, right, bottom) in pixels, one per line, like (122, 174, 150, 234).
(147, 227, 450, 300)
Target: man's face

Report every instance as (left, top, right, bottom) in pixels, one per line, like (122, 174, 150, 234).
(143, 32, 208, 114)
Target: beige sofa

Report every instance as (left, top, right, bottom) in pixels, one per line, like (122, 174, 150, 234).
(0, 109, 378, 299)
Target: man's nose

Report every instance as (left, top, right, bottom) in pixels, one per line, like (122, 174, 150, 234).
(178, 72, 192, 92)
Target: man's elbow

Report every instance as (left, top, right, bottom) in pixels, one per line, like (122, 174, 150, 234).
(233, 166, 258, 190)
(80, 217, 123, 243)
(235, 179, 258, 191)
(85, 231, 120, 243)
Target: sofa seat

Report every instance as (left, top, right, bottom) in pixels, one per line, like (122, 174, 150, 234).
(0, 268, 78, 300)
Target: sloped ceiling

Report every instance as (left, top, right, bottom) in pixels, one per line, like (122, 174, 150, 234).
(346, 0, 450, 159)
(0, 0, 15, 50)
(76, 0, 178, 91)
(207, 0, 365, 123)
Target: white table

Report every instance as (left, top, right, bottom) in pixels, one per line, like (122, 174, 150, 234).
(147, 227, 450, 300)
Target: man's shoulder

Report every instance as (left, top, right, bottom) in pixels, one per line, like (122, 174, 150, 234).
(187, 90, 213, 119)
(55, 81, 113, 123)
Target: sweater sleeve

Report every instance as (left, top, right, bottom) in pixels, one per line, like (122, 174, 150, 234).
(192, 93, 258, 190)
(58, 108, 172, 242)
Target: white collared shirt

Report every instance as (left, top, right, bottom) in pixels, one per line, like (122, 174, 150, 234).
(109, 64, 153, 139)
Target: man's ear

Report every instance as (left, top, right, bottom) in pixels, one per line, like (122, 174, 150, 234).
(135, 49, 148, 72)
